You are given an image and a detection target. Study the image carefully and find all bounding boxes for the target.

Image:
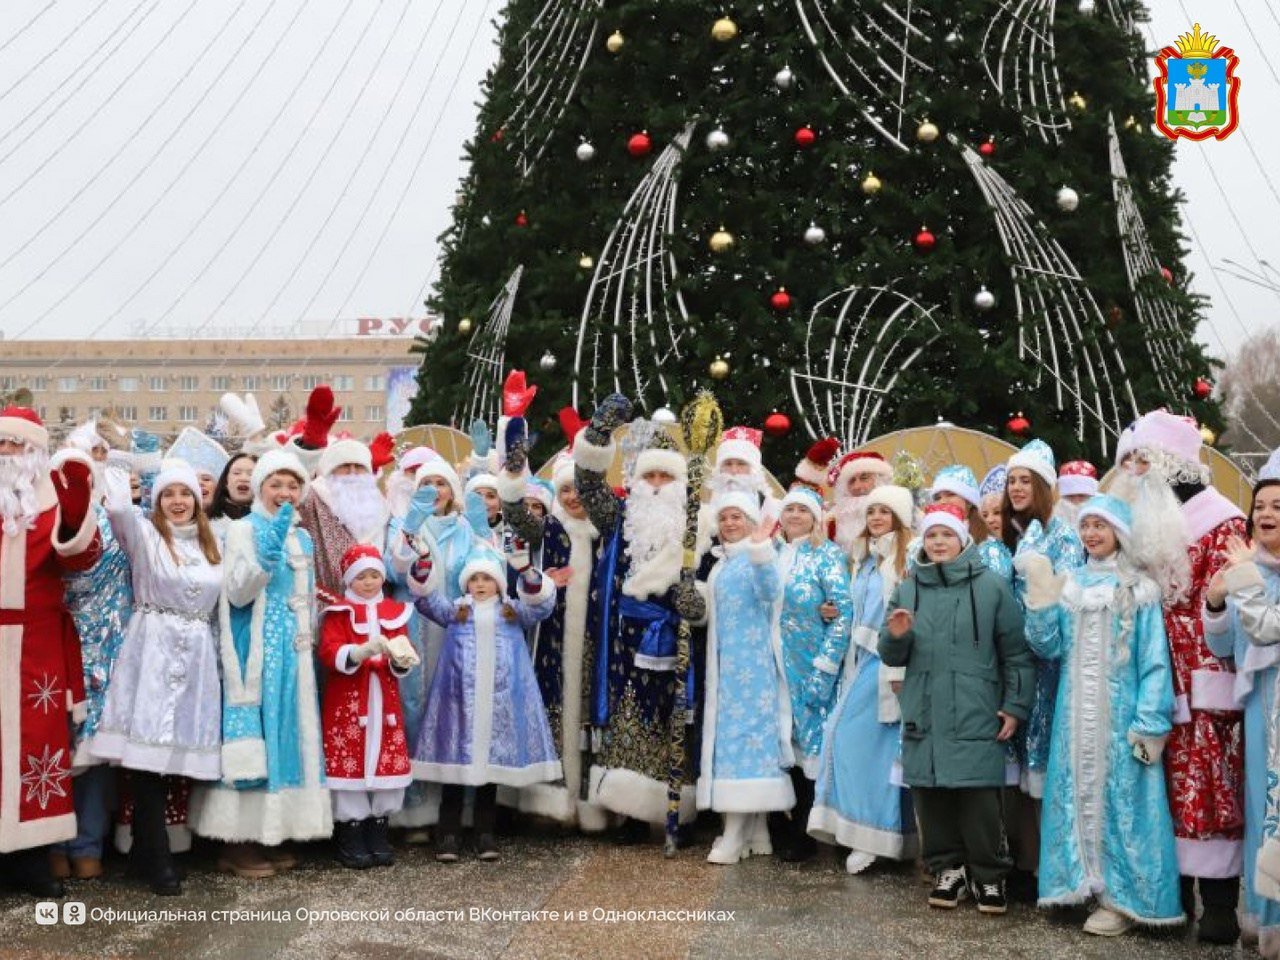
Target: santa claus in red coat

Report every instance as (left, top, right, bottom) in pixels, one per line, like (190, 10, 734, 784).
(319, 544, 419, 869)
(1120, 409, 1247, 944)
(0, 407, 99, 897)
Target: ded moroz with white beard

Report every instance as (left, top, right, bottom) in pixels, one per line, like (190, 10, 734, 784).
(298, 439, 390, 603)
(825, 450, 895, 555)
(571, 394, 706, 837)
(0, 407, 100, 898)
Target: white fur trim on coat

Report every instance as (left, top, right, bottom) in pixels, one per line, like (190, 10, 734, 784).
(573, 433, 615, 474)
(588, 765, 696, 825)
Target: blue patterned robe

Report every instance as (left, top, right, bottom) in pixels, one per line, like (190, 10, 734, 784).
(1013, 516, 1086, 796)
(64, 506, 133, 768)
(1027, 560, 1182, 924)
(697, 539, 793, 813)
(809, 536, 917, 859)
(412, 583, 561, 787)
(189, 507, 332, 845)
(777, 538, 853, 775)
(1205, 551, 1280, 950)
(386, 511, 475, 826)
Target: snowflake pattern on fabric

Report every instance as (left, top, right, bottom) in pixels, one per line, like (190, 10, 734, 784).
(22, 745, 70, 810)
(26, 672, 61, 715)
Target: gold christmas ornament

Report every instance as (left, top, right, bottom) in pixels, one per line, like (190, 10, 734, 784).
(1200, 425, 1217, 446)
(711, 17, 738, 42)
(709, 227, 735, 253)
(916, 119, 940, 143)
(457, 317, 473, 335)
(1068, 91, 1087, 111)
(578, 254, 594, 269)
(861, 171, 882, 196)
(606, 30, 624, 53)
(709, 356, 730, 380)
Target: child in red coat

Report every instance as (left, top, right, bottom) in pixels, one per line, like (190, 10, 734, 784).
(319, 544, 420, 869)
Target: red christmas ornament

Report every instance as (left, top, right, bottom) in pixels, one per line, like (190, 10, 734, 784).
(1160, 265, 1174, 284)
(627, 131, 652, 157)
(491, 127, 505, 143)
(770, 288, 792, 311)
(793, 126, 816, 148)
(1193, 377, 1213, 400)
(913, 226, 936, 252)
(979, 137, 996, 157)
(1007, 412, 1031, 436)
(764, 412, 792, 437)
(515, 210, 529, 227)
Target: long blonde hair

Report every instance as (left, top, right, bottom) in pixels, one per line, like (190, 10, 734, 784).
(151, 498, 221, 565)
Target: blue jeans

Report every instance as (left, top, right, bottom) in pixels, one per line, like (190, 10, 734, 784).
(57, 765, 117, 859)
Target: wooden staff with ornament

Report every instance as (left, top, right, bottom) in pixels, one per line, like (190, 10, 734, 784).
(665, 391, 724, 856)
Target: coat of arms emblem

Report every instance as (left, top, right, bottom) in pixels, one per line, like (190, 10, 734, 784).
(1154, 23, 1240, 141)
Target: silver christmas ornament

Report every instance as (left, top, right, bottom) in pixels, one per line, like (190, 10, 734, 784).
(651, 406, 677, 424)
(576, 141, 596, 162)
(1056, 185, 1080, 213)
(773, 66, 794, 90)
(973, 286, 996, 311)
(803, 223, 827, 245)
(705, 128, 730, 151)
(1077, 0, 1096, 14)
(539, 349, 557, 371)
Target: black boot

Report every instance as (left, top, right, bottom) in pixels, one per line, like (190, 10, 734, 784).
(436, 786, 464, 863)
(130, 772, 180, 895)
(474, 785, 499, 861)
(613, 817, 649, 845)
(363, 817, 394, 867)
(6, 847, 65, 898)
(334, 820, 373, 869)
(781, 769, 817, 862)
(1198, 877, 1241, 945)
(1179, 875, 1198, 922)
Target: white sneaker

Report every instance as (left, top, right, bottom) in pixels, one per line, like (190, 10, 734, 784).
(1083, 907, 1134, 937)
(845, 851, 876, 875)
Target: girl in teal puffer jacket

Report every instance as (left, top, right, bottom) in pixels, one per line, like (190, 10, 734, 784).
(879, 503, 1034, 916)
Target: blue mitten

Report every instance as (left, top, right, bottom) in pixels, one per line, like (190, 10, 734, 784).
(502, 416, 527, 471)
(469, 419, 492, 458)
(464, 490, 491, 537)
(404, 485, 439, 536)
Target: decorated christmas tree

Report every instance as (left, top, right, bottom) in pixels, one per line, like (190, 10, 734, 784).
(409, 0, 1220, 466)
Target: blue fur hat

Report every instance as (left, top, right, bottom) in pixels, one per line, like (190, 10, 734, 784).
(930, 464, 980, 508)
(979, 464, 1007, 499)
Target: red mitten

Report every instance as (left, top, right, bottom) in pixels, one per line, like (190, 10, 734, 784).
(52, 460, 93, 533)
(502, 370, 537, 417)
(369, 432, 396, 471)
(300, 386, 341, 449)
(558, 406, 587, 448)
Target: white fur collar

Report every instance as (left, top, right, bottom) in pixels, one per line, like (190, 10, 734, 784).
(558, 512, 599, 542)
(1181, 487, 1245, 544)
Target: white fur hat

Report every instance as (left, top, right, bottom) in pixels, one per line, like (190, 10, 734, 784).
(252, 449, 310, 503)
(867, 484, 916, 531)
(780, 486, 824, 523)
(458, 548, 507, 593)
(713, 490, 762, 526)
(1007, 439, 1057, 490)
(551, 454, 576, 493)
(153, 462, 203, 505)
(465, 473, 499, 495)
(633, 448, 686, 484)
(318, 438, 372, 477)
(415, 455, 463, 505)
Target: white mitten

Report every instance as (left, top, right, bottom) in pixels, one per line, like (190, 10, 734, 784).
(220, 392, 266, 436)
(384, 634, 421, 670)
(347, 636, 386, 666)
(1016, 552, 1065, 610)
(1127, 729, 1168, 765)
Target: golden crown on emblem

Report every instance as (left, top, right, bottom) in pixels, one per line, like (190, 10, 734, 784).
(1175, 23, 1218, 59)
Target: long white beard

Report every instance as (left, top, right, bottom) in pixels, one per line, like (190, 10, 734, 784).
(1053, 499, 1082, 529)
(832, 495, 870, 554)
(0, 447, 48, 538)
(706, 470, 764, 499)
(623, 479, 686, 571)
(385, 470, 415, 520)
(1128, 471, 1191, 605)
(1109, 469, 1140, 505)
(327, 473, 387, 540)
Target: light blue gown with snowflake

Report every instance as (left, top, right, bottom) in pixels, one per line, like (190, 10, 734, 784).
(1026, 559, 1182, 925)
(1013, 516, 1085, 797)
(809, 537, 917, 859)
(1205, 550, 1280, 951)
(697, 539, 794, 813)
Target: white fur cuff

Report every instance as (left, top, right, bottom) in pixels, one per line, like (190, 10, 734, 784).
(574, 435, 615, 474)
(518, 572, 556, 604)
(1224, 562, 1265, 595)
(747, 539, 775, 565)
(221, 738, 268, 784)
(496, 470, 529, 505)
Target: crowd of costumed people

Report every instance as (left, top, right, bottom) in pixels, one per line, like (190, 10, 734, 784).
(3, 371, 1280, 952)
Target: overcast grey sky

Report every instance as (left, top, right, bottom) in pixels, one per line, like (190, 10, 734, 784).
(0, 1, 1275, 361)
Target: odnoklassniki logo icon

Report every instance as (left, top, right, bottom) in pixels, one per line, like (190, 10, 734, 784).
(1154, 23, 1240, 141)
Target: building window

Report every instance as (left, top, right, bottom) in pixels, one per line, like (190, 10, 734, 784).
(178, 376, 199, 393)
(301, 374, 326, 391)
(337, 407, 352, 423)
(37, 406, 47, 421)
(87, 376, 108, 392)
(331, 375, 354, 391)
(31, 376, 48, 391)
(117, 405, 138, 421)
(149, 376, 166, 392)
(88, 406, 101, 418)
(149, 406, 167, 422)
(178, 405, 199, 423)
(59, 406, 75, 421)
(365, 374, 385, 391)
(366, 405, 384, 422)
(210, 375, 230, 391)
(58, 377, 78, 393)
(242, 375, 259, 391)
(118, 377, 139, 392)
(271, 374, 291, 391)
(0, 376, 14, 391)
